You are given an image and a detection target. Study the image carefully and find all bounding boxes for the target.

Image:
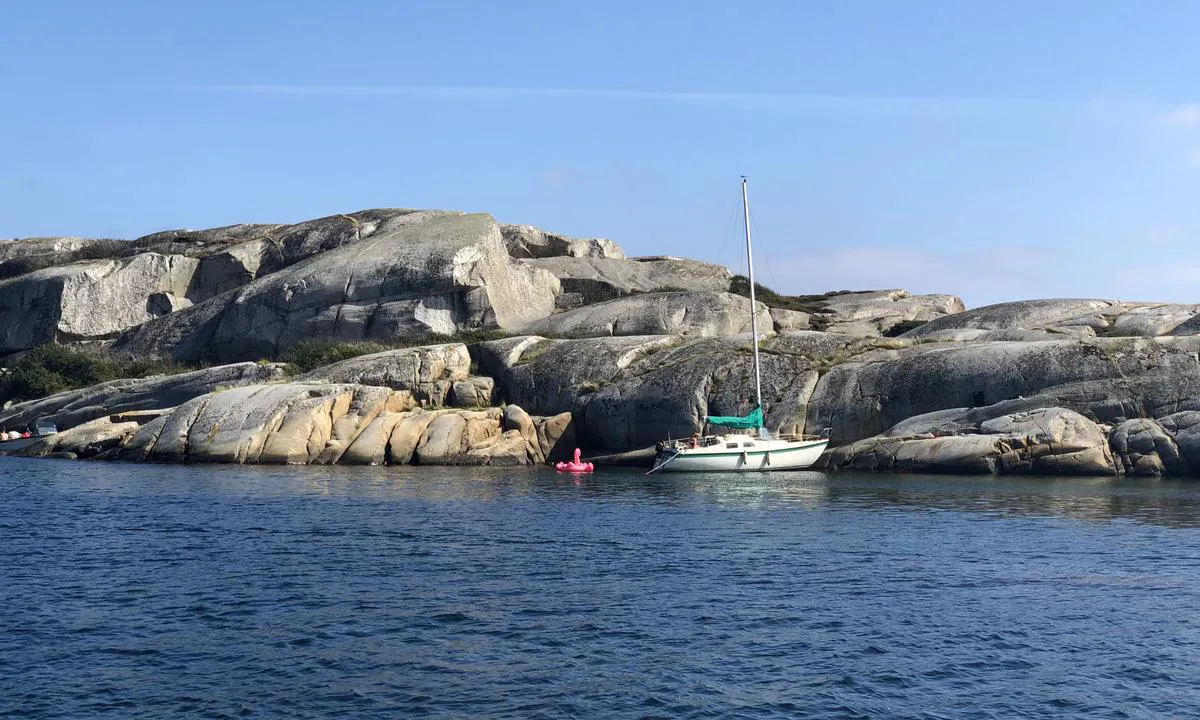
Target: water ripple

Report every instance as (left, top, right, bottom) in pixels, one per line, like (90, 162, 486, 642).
(3, 458, 1200, 718)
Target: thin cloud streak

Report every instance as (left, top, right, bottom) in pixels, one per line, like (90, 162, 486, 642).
(191, 84, 1085, 115)
(1159, 103, 1200, 127)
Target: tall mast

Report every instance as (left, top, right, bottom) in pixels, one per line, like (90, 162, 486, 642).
(741, 176, 765, 436)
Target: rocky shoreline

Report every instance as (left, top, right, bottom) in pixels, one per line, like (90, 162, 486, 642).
(4, 208, 1200, 477)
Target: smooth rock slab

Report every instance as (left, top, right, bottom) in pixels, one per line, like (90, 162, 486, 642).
(818, 289, 964, 337)
(519, 291, 771, 339)
(298, 343, 471, 406)
(825, 407, 1117, 475)
(521, 255, 730, 304)
(807, 336, 1200, 446)
(0, 253, 198, 352)
(501, 224, 625, 260)
(114, 212, 561, 363)
(0, 362, 287, 431)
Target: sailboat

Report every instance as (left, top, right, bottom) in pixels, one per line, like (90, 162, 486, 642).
(649, 178, 830, 473)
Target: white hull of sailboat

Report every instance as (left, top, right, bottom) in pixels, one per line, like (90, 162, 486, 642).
(655, 438, 829, 473)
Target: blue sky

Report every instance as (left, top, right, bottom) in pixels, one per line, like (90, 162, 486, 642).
(4, 1, 1200, 307)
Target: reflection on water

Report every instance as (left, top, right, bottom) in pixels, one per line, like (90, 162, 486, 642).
(7, 456, 1200, 527)
(4, 457, 1200, 718)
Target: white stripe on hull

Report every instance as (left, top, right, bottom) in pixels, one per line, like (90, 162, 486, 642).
(656, 440, 828, 473)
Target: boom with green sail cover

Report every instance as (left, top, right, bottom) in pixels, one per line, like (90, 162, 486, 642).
(705, 406, 763, 430)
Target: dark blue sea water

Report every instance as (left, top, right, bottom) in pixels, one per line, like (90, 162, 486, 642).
(3, 458, 1200, 719)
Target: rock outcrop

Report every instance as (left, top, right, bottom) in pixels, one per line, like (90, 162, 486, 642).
(18, 201, 1200, 480)
(297, 343, 472, 406)
(474, 333, 839, 451)
(1169, 312, 1200, 337)
(807, 336, 1200, 446)
(74, 381, 577, 466)
(824, 407, 1117, 475)
(0, 362, 287, 432)
(906, 299, 1200, 340)
(501, 224, 624, 260)
(0, 237, 95, 263)
(523, 255, 731, 306)
(519, 291, 772, 339)
(16, 414, 147, 459)
(113, 213, 561, 363)
(817, 289, 965, 336)
(0, 253, 199, 352)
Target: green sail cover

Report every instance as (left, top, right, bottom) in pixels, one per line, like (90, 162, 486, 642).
(705, 406, 763, 429)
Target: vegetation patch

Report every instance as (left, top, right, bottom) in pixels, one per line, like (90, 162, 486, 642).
(281, 339, 397, 373)
(282, 330, 515, 373)
(514, 338, 555, 366)
(728, 276, 858, 328)
(883, 319, 928, 337)
(0, 345, 194, 404)
(812, 338, 913, 376)
(576, 379, 603, 395)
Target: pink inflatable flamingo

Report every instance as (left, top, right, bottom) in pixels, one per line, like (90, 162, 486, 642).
(555, 448, 594, 473)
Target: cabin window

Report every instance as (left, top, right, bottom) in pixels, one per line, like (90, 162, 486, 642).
(744, 443, 755, 448)
(726, 443, 739, 449)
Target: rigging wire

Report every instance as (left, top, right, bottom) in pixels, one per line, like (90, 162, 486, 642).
(748, 211, 782, 294)
(718, 189, 743, 276)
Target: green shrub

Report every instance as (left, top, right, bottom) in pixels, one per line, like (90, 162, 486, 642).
(883, 319, 928, 337)
(0, 345, 193, 403)
(728, 275, 851, 316)
(282, 339, 396, 373)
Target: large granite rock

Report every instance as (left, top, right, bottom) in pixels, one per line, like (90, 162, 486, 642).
(1108, 418, 1188, 476)
(475, 335, 680, 418)
(188, 237, 279, 302)
(908, 327, 1097, 342)
(475, 333, 838, 451)
(1093, 303, 1200, 337)
(115, 381, 573, 466)
(906, 299, 1200, 340)
(501, 224, 625, 260)
(1106, 412, 1200, 477)
(824, 407, 1116, 475)
(0, 362, 287, 431)
(125, 223, 284, 261)
(522, 255, 731, 305)
(0, 253, 199, 352)
(113, 213, 561, 363)
(902, 299, 1113, 338)
(807, 336, 1200, 446)
(0, 237, 95, 263)
(1169, 312, 1200, 337)
(817, 289, 965, 336)
(297, 343, 471, 406)
(519, 291, 772, 339)
(770, 308, 810, 332)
